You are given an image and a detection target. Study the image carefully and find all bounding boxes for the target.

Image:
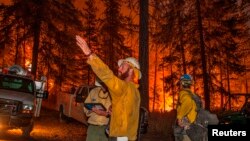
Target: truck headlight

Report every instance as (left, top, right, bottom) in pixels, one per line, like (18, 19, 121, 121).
(22, 104, 34, 113)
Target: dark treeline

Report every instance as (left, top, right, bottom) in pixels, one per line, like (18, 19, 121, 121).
(150, 0, 250, 111)
(0, 0, 249, 111)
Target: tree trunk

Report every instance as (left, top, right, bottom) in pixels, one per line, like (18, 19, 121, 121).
(139, 0, 149, 109)
(178, 14, 186, 74)
(15, 28, 19, 64)
(22, 27, 26, 67)
(22, 37, 26, 67)
(226, 52, 231, 110)
(162, 62, 165, 111)
(152, 45, 158, 112)
(1, 43, 5, 67)
(220, 60, 224, 109)
(196, 0, 210, 110)
(31, 20, 41, 80)
(170, 46, 175, 109)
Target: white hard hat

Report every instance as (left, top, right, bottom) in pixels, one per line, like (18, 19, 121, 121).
(118, 57, 140, 69)
(118, 57, 141, 79)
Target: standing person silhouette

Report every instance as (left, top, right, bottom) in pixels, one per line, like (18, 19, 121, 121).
(76, 35, 141, 141)
(174, 74, 208, 141)
(84, 78, 111, 141)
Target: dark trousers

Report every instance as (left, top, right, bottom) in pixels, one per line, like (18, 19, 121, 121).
(109, 137, 117, 141)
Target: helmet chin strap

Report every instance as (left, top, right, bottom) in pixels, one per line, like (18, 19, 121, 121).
(181, 80, 192, 88)
(181, 81, 185, 86)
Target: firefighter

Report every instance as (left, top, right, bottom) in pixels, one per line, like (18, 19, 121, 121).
(174, 74, 207, 141)
(76, 35, 141, 141)
(84, 78, 111, 141)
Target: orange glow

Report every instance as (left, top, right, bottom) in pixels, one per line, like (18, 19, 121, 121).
(49, 82, 54, 88)
(31, 128, 51, 136)
(25, 60, 31, 68)
(4, 128, 53, 138)
(1, 0, 248, 114)
(163, 94, 174, 112)
(31, 125, 75, 139)
(148, 72, 249, 112)
(48, 80, 54, 92)
(7, 129, 22, 135)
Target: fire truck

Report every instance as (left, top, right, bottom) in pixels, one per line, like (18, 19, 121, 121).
(0, 65, 48, 136)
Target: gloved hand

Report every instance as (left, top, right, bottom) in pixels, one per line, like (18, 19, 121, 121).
(75, 35, 92, 56)
(92, 106, 109, 116)
(177, 119, 190, 130)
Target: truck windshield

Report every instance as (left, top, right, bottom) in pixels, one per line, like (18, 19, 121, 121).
(0, 75, 34, 94)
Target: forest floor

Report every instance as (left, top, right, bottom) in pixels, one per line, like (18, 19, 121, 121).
(0, 108, 168, 141)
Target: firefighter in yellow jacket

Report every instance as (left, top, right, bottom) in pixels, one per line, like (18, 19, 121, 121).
(175, 74, 197, 141)
(76, 35, 141, 141)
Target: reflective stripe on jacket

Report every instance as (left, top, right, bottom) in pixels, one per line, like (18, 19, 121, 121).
(87, 55, 141, 141)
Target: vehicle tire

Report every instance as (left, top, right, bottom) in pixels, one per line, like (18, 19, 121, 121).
(21, 120, 34, 137)
(59, 105, 66, 123)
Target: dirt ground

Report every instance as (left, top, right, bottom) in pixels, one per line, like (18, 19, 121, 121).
(0, 108, 166, 141)
(0, 108, 86, 141)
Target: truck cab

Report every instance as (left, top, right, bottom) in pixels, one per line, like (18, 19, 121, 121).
(219, 96, 250, 125)
(0, 65, 48, 136)
(57, 85, 94, 126)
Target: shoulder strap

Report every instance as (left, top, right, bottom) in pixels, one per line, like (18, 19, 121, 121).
(183, 89, 202, 111)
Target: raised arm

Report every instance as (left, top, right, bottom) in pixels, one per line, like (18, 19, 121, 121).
(76, 35, 92, 56)
(75, 35, 126, 97)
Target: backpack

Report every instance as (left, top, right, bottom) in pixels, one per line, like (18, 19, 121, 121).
(188, 91, 219, 127)
(138, 107, 149, 134)
(137, 107, 149, 141)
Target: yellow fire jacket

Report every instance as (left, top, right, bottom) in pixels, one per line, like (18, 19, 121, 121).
(84, 87, 111, 126)
(177, 88, 197, 123)
(87, 55, 141, 141)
